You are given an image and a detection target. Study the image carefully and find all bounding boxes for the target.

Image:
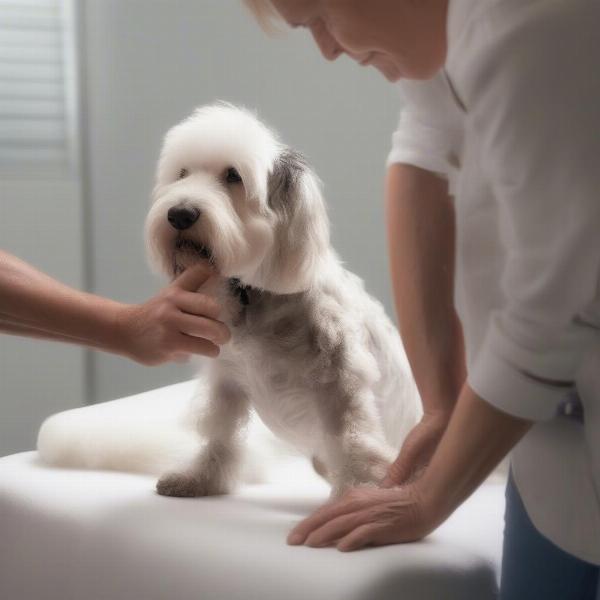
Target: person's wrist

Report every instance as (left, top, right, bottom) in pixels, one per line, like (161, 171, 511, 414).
(412, 411, 457, 519)
(410, 312, 466, 416)
(52, 291, 131, 356)
(410, 477, 450, 534)
(414, 468, 457, 528)
(101, 300, 136, 358)
(420, 404, 454, 429)
(416, 366, 463, 418)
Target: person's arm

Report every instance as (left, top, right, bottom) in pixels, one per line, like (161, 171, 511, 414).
(419, 383, 531, 516)
(386, 163, 466, 415)
(383, 163, 466, 484)
(0, 250, 229, 364)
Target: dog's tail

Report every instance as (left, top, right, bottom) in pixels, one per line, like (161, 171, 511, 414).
(37, 379, 294, 483)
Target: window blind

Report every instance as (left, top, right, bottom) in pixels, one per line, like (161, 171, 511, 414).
(0, 0, 74, 173)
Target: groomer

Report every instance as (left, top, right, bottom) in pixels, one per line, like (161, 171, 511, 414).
(245, 1, 600, 597)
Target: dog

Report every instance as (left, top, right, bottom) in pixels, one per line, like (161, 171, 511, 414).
(144, 103, 420, 499)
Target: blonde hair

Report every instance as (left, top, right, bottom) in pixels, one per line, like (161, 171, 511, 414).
(242, 0, 284, 34)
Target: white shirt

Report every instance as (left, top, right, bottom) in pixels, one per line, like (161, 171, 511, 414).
(388, 0, 600, 564)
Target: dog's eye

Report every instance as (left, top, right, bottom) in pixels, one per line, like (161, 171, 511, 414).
(178, 168, 189, 180)
(225, 167, 242, 184)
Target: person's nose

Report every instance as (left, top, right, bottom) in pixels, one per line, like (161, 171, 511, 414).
(310, 22, 342, 61)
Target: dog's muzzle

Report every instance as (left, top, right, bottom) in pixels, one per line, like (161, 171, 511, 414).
(174, 237, 212, 259)
(168, 206, 213, 275)
(172, 237, 214, 276)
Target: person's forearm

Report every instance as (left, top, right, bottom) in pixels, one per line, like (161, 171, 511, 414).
(0, 250, 127, 355)
(385, 164, 466, 416)
(0, 314, 115, 349)
(420, 383, 532, 518)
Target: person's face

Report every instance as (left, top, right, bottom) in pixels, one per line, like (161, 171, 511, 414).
(270, 0, 448, 81)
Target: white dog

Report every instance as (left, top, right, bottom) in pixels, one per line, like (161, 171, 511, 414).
(144, 103, 420, 498)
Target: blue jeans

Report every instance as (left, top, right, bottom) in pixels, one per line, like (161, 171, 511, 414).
(500, 471, 600, 600)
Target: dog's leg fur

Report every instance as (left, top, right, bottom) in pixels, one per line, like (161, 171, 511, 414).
(316, 389, 397, 498)
(156, 376, 250, 497)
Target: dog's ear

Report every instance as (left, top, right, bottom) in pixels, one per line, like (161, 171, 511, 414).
(255, 149, 330, 294)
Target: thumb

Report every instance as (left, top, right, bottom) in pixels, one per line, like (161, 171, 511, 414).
(382, 447, 417, 488)
(173, 261, 213, 291)
(380, 476, 396, 488)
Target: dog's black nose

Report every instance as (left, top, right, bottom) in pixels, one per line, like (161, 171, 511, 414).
(167, 206, 200, 230)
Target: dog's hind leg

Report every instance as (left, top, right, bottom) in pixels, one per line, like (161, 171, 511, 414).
(156, 377, 250, 497)
(316, 389, 396, 498)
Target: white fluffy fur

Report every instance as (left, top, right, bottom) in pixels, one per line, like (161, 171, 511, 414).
(38, 103, 421, 498)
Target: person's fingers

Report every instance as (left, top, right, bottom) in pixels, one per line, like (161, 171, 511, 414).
(337, 523, 390, 552)
(174, 289, 221, 320)
(176, 332, 220, 358)
(337, 502, 428, 552)
(287, 494, 372, 545)
(174, 312, 230, 345)
(304, 510, 371, 548)
(172, 261, 213, 292)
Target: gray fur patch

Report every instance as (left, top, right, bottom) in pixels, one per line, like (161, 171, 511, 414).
(229, 285, 357, 436)
(267, 148, 308, 213)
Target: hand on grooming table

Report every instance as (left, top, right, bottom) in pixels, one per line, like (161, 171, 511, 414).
(288, 384, 531, 552)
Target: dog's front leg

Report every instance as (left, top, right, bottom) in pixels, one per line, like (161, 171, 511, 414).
(317, 390, 397, 499)
(156, 378, 250, 497)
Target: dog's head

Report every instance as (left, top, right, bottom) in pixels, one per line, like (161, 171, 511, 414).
(145, 103, 330, 294)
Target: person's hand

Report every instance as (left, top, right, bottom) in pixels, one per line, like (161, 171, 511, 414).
(115, 262, 230, 365)
(287, 482, 441, 552)
(381, 410, 452, 487)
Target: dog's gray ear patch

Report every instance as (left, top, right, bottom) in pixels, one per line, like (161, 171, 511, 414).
(267, 149, 308, 211)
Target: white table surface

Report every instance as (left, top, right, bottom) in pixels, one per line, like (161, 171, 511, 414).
(0, 381, 505, 600)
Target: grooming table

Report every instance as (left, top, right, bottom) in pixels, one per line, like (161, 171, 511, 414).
(0, 381, 505, 600)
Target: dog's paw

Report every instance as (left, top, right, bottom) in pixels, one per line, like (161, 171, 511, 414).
(156, 472, 202, 497)
(156, 472, 229, 497)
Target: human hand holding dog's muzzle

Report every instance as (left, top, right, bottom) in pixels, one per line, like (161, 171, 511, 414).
(115, 262, 230, 365)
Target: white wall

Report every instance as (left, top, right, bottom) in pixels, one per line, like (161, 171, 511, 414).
(81, 0, 403, 404)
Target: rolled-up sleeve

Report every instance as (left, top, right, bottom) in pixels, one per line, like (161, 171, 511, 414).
(387, 73, 463, 184)
(461, 4, 600, 421)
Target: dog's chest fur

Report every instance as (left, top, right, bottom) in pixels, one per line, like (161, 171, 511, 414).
(202, 274, 366, 447)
